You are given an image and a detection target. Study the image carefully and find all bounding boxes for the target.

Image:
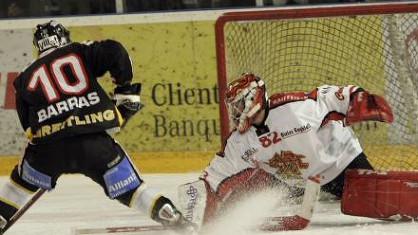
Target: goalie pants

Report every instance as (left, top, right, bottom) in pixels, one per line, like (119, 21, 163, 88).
(0, 132, 142, 221)
(321, 152, 373, 198)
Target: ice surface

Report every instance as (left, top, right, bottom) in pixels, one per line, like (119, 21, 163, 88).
(1, 173, 417, 235)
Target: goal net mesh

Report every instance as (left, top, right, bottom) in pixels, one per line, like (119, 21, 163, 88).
(216, 4, 418, 171)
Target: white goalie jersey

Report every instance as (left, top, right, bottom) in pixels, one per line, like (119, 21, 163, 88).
(203, 85, 364, 192)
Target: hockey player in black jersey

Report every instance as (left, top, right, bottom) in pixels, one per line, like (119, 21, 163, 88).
(0, 20, 194, 233)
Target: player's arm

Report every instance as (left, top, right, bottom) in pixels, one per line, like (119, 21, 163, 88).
(314, 85, 394, 126)
(13, 76, 30, 132)
(85, 40, 142, 125)
(112, 83, 143, 127)
(84, 39, 133, 85)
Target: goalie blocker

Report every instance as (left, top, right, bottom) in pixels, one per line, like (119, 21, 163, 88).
(342, 169, 418, 220)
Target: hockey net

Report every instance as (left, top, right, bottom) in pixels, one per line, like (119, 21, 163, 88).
(215, 2, 418, 171)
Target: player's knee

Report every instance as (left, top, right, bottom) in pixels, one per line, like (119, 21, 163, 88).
(10, 165, 39, 193)
(18, 160, 56, 190)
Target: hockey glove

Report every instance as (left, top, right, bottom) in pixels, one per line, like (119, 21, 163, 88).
(113, 83, 144, 126)
(345, 91, 394, 126)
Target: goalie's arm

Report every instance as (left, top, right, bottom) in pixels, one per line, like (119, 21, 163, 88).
(314, 85, 394, 126)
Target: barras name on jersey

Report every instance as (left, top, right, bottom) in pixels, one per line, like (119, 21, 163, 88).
(14, 40, 132, 144)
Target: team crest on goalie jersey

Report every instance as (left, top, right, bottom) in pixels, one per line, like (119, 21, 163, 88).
(267, 151, 309, 176)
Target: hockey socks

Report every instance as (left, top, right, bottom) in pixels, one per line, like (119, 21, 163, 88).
(0, 181, 34, 224)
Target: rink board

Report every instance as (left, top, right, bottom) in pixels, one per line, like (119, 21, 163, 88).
(1, 144, 417, 175)
(0, 151, 214, 175)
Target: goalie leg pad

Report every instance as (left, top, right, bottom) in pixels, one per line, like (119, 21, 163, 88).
(201, 169, 284, 225)
(177, 180, 207, 228)
(342, 170, 418, 220)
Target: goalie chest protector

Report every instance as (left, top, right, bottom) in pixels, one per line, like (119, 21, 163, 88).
(342, 169, 418, 220)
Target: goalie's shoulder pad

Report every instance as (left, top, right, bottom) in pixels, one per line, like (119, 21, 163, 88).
(269, 89, 318, 109)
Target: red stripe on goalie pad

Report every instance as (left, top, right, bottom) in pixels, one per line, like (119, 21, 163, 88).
(259, 215, 310, 231)
(342, 170, 418, 220)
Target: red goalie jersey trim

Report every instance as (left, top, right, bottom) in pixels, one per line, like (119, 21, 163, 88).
(269, 89, 317, 109)
(342, 169, 418, 221)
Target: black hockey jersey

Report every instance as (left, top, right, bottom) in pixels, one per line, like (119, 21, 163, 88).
(14, 40, 133, 144)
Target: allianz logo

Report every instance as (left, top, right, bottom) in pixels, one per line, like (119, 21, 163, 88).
(280, 123, 312, 139)
(108, 173, 137, 193)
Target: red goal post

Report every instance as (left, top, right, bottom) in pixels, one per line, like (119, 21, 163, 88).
(215, 2, 418, 171)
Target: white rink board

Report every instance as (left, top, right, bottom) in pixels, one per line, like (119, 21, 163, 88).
(1, 174, 418, 235)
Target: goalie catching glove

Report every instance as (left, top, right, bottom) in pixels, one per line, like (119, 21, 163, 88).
(345, 90, 394, 126)
(113, 83, 144, 126)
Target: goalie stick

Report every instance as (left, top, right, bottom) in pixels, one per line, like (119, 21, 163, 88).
(0, 189, 46, 235)
(259, 179, 321, 231)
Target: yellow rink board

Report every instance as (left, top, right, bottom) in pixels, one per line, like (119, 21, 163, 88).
(0, 152, 214, 176)
(1, 145, 417, 176)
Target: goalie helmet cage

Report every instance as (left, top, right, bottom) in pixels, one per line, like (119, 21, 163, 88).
(215, 2, 418, 171)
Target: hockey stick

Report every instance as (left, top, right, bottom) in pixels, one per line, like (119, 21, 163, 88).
(73, 213, 314, 235)
(258, 179, 320, 231)
(0, 189, 46, 235)
(73, 225, 168, 234)
(74, 224, 199, 235)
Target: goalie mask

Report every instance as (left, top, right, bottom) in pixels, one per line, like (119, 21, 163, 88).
(33, 20, 71, 53)
(225, 73, 268, 133)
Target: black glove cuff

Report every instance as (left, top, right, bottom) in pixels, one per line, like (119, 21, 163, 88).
(114, 83, 142, 95)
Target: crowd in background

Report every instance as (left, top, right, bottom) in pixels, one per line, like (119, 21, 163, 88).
(0, 0, 377, 18)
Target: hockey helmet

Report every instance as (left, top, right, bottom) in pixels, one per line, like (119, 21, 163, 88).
(225, 73, 268, 133)
(33, 20, 71, 53)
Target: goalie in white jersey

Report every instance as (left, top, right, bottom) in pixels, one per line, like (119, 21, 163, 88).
(178, 73, 401, 230)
